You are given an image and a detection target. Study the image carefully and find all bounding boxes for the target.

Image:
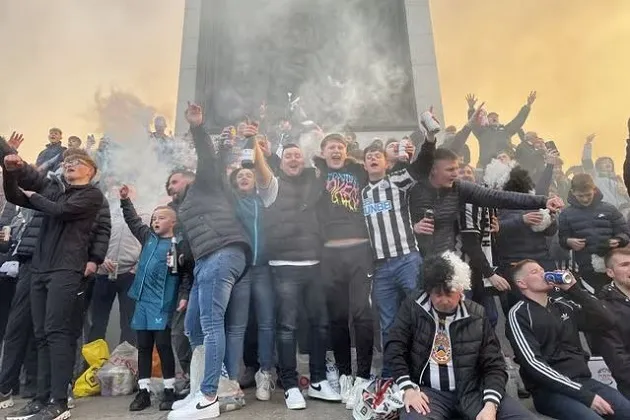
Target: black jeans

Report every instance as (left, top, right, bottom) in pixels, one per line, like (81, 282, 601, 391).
(87, 273, 136, 346)
(0, 276, 17, 344)
(400, 387, 535, 420)
(272, 264, 328, 389)
(136, 329, 176, 380)
(322, 243, 374, 378)
(31, 270, 83, 403)
(0, 262, 37, 395)
(171, 308, 191, 375)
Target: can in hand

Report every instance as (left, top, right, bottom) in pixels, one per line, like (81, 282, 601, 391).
(424, 209, 435, 221)
(398, 138, 410, 160)
(420, 110, 441, 134)
(544, 270, 573, 285)
(108, 261, 119, 281)
(1, 226, 10, 242)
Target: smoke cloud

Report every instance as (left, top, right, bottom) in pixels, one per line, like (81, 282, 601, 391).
(1, 0, 630, 172)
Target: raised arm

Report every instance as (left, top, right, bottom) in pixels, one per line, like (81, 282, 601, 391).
(185, 103, 223, 190)
(408, 132, 436, 181)
(581, 134, 596, 174)
(458, 181, 547, 210)
(119, 192, 151, 244)
(624, 120, 630, 192)
(504, 91, 535, 135)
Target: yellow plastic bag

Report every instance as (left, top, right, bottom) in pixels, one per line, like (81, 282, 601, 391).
(73, 339, 110, 397)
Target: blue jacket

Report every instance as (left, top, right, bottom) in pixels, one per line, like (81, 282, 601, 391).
(122, 199, 180, 313)
(559, 190, 630, 272)
(234, 193, 266, 266)
(35, 142, 67, 173)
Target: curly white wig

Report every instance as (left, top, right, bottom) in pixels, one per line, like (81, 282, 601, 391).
(483, 158, 517, 190)
(441, 251, 472, 291)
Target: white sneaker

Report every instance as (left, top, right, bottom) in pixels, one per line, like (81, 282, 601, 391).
(307, 380, 342, 402)
(255, 370, 274, 401)
(0, 390, 13, 409)
(325, 359, 340, 394)
(339, 374, 354, 404)
(284, 387, 306, 410)
(173, 346, 206, 411)
(346, 377, 369, 410)
(167, 392, 219, 420)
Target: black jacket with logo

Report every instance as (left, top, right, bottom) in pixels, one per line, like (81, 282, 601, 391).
(596, 283, 630, 398)
(386, 292, 506, 420)
(506, 286, 615, 406)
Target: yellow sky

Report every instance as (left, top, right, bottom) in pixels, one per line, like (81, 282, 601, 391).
(1, 0, 629, 170)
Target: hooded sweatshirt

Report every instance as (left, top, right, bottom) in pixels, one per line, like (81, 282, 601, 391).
(582, 142, 629, 207)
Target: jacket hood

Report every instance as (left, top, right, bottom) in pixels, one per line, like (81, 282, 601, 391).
(567, 188, 604, 208)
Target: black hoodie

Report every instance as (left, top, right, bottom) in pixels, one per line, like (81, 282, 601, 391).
(2, 163, 103, 274)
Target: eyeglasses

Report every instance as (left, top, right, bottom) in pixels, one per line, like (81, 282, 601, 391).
(63, 159, 90, 168)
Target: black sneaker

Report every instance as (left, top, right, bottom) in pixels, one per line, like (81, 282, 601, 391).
(5, 399, 46, 420)
(159, 388, 176, 411)
(238, 367, 257, 389)
(129, 389, 151, 412)
(29, 402, 70, 420)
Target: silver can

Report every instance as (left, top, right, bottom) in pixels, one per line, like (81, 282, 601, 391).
(108, 261, 119, 281)
(1, 226, 10, 242)
(398, 138, 409, 160)
(420, 110, 441, 134)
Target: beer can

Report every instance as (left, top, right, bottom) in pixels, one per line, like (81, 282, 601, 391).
(398, 138, 409, 160)
(544, 271, 573, 284)
(1, 226, 10, 242)
(108, 261, 119, 281)
(420, 111, 441, 134)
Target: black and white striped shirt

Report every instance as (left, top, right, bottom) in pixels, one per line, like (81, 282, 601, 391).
(362, 165, 418, 260)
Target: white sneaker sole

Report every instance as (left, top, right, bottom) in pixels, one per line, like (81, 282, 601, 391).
(286, 401, 306, 410)
(51, 410, 71, 420)
(255, 390, 271, 401)
(0, 398, 14, 409)
(307, 390, 342, 402)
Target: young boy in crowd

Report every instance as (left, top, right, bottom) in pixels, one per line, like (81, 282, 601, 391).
(119, 185, 191, 412)
(559, 173, 629, 293)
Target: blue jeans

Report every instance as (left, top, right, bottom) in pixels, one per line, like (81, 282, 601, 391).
(223, 265, 275, 377)
(372, 251, 421, 377)
(185, 246, 247, 396)
(272, 264, 328, 390)
(533, 378, 630, 420)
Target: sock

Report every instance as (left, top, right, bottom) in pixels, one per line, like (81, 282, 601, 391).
(163, 378, 175, 389)
(138, 378, 151, 391)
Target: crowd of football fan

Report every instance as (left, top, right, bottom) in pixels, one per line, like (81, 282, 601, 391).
(0, 93, 630, 420)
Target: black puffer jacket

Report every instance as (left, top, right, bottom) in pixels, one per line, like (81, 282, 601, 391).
(175, 125, 251, 263)
(386, 292, 507, 420)
(558, 190, 629, 273)
(87, 196, 111, 265)
(596, 283, 630, 399)
(265, 169, 323, 261)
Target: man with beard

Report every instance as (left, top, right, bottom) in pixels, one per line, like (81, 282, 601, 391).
(167, 103, 250, 420)
(1, 145, 103, 420)
(594, 248, 630, 400)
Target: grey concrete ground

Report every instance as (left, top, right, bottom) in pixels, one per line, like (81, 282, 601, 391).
(6, 389, 544, 420)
